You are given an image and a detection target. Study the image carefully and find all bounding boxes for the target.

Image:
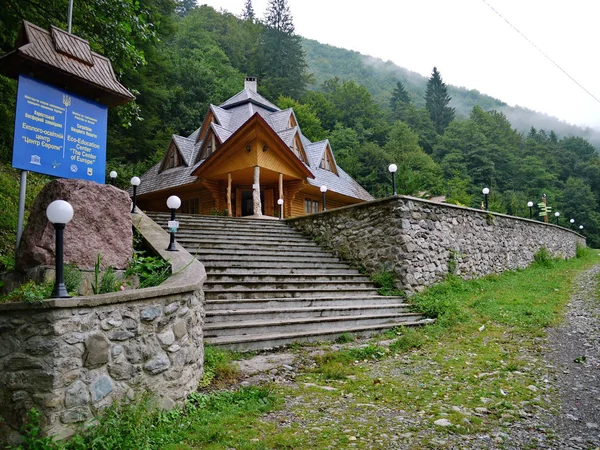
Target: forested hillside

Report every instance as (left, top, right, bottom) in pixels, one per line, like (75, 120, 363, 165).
(1, 0, 599, 259)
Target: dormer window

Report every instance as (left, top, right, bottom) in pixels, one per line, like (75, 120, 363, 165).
(290, 135, 307, 163)
(319, 145, 338, 174)
(288, 114, 297, 128)
(199, 133, 217, 161)
(160, 144, 182, 172)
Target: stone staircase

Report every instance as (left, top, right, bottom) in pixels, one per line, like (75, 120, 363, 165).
(147, 213, 425, 351)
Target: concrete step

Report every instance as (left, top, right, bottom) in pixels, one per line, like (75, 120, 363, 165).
(204, 287, 381, 300)
(206, 267, 361, 276)
(204, 280, 374, 291)
(206, 273, 370, 283)
(177, 233, 310, 244)
(190, 248, 337, 259)
(148, 213, 292, 230)
(196, 254, 340, 263)
(205, 295, 406, 310)
(205, 320, 425, 351)
(201, 260, 353, 270)
(178, 240, 320, 252)
(203, 313, 424, 338)
(206, 304, 411, 323)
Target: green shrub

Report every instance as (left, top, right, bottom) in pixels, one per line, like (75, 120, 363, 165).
(199, 346, 240, 388)
(0, 280, 52, 304)
(126, 251, 171, 289)
(370, 270, 405, 296)
(335, 332, 355, 344)
(576, 243, 587, 258)
(533, 247, 554, 268)
(63, 264, 81, 295)
(91, 254, 122, 295)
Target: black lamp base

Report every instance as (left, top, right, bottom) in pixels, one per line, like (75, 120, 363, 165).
(52, 282, 71, 298)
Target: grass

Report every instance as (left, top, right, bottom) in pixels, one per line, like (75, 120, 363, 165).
(12, 249, 600, 449)
(199, 346, 242, 389)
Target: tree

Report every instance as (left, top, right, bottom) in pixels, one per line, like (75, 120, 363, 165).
(242, 0, 255, 21)
(277, 96, 326, 142)
(260, 0, 308, 99)
(425, 67, 455, 134)
(390, 81, 410, 121)
(176, 0, 197, 16)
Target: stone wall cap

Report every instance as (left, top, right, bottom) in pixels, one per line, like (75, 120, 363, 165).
(287, 194, 586, 239)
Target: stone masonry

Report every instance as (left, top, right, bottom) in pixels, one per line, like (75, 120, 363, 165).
(288, 196, 586, 294)
(0, 211, 206, 444)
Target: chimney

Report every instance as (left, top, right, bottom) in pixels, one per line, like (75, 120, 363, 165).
(244, 76, 257, 92)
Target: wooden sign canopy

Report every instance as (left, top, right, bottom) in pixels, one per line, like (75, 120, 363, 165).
(0, 21, 134, 107)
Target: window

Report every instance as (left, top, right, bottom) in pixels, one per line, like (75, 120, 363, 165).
(290, 136, 307, 163)
(168, 151, 175, 169)
(199, 134, 216, 161)
(182, 198, 199, 214)
(319, 146, 337, 174)
(304, 198, 319, 214)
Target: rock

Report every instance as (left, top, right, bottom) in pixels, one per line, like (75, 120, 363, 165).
(108, 361, 136, 381)
(16, 178, 133, 271)
(164, 302, 180, 315)
(144, 353, 171, 374)
(140, 306, 162, 321)
(60, 407, 91, 424)
(108, 330, 135, 341)
(173, 320, 187, 340)
(527, 385, 538, 392)
(24, 336, 57, 356)
(111, 344, 123, 358)
(89, 375, 113, 402)
(434, 418, 452, 427)
(83, 334, 109, 369)
(157, 330, 175, 346)
(65, 380, 90, 407)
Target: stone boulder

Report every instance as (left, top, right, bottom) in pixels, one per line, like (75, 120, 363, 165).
(17, 179, 133, 271)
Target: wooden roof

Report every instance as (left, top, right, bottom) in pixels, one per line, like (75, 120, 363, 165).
(0, 21, 134, 107)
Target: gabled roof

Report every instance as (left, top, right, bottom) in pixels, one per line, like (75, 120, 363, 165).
(136, 80, 374, 203)
(220, 88, 279, 112)
(192, 113, 314, 180)
(172, 135, 195, 166)
(0, 21, 134, 107)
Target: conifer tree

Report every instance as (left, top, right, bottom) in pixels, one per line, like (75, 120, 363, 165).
(242, 0, 255, 21)
(390, 81, 410, 121)
(260, 0, 308, 99)
(425, 67, 455, 134)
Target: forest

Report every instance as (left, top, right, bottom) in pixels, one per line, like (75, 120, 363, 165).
(0, 0, 599, 261)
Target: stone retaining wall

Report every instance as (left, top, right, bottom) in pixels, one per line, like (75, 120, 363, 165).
(288, 196, 586, 294)
(0, 211, 206, 443)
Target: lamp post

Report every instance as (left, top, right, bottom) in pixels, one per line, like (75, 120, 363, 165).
(388, 164, 398, 196)
(320, 185, 328, 211)
(46, 200, 74, 298)
(482, 187, 490, 211)
(580, 225, 584, 231)
(130, 176, 140, 213)
(109, 170, 117, 186)
(166, 195, 181, 251)
(570, 218, 575, 229)
(554, 211, 560, 225)
(527, 201, 534, 219)
(277, 198, 284, 220)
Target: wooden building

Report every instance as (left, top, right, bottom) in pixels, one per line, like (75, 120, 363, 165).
(135, 77, 373, 218)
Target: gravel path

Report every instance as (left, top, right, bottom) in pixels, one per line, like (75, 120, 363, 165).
(235, 265, 600, 449)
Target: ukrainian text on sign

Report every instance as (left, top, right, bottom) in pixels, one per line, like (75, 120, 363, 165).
(12, 75, 108, 183)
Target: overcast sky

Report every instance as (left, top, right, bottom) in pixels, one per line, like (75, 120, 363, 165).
(199, 0, 600, 130)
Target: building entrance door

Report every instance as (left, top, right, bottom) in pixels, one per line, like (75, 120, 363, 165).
(240, 190, 264, 216)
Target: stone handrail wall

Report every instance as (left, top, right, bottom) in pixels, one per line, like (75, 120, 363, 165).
(288, 196, 586, 294)
(0, 211, 206, 443)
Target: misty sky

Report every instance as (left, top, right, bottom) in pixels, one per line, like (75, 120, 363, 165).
(199, 0, 600, 131)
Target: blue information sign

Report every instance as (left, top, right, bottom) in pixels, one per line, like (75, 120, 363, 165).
(12, 75, 108, 184)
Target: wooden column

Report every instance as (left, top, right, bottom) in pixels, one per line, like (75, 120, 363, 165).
(253, 166, 262, 216)
(227, 172, 232, 217)
(279, 173, 284, 219)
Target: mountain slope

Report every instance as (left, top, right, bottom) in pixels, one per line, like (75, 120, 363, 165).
(302, 38, 600, 148)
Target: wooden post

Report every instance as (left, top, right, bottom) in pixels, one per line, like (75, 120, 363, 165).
(278, 173, 283, 219)
(227, 172, 232, 217)
(253, 166, 262, 216)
